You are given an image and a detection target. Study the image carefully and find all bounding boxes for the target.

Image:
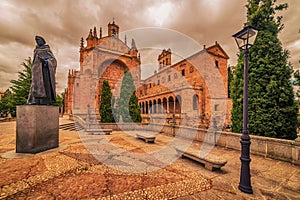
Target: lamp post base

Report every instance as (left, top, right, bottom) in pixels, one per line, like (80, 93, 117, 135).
(238, 183, 253, 194)
(238, 134, 253, 194)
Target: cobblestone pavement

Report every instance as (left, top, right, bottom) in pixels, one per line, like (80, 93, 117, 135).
(0, 117, 299, 199)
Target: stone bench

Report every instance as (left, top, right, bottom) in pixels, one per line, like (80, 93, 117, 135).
(85, 129, 112, 135)
(175, 147, 227, 171)
(136, 133, 156, 143)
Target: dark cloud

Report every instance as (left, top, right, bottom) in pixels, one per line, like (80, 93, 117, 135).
(0, 0, 299, 92)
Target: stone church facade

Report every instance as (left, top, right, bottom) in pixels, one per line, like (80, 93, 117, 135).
(64, 21, 231, 128)
(64, 21, 141, 116)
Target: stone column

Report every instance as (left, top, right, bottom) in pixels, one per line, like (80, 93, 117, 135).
(167, 100, 169, 114)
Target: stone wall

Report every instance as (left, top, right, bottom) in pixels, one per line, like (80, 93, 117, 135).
(96, 122, 300, 165)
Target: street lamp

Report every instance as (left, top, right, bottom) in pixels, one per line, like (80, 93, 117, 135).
(232, 25, 258, 194)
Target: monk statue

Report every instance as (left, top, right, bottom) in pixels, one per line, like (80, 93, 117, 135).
(27, 36, 57, 105)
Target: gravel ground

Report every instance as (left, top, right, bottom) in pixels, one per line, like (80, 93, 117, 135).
(0, 118, 299, 199)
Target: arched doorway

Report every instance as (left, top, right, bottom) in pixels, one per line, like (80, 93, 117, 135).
(168, 96, 174, 114)
(175, 95, 181, 113)
(146, 101, 149, 114)
(96, 59, 128, 111)
(98, 59, 128, 96)
(142, 102, 145, 114)
(157, 98, 162, 113)
(163, 97, 167, 113)
(153, 99, 157, 113)
(149, 100, 153, 114)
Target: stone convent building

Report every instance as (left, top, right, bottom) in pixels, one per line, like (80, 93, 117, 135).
(64, 21, 231, 128)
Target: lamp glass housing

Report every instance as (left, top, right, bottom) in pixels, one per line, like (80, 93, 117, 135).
(233, 26, 258, 50)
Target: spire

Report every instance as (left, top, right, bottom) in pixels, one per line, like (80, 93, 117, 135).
(80, 37, 84, 49)
(93, 26, 97, 38)
(131, 38, 137, 50)
(86, 29, 93, 40)
(100, 27, 102, 38)
(125, 35, 127, 45)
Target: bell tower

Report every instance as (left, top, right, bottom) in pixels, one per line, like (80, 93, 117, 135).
(108, 19, 119, 38)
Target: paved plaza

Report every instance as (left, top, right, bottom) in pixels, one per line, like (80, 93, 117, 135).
(0, 117, 299, 199)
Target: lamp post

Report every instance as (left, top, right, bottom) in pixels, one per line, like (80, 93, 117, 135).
(232, 26, 258, 194)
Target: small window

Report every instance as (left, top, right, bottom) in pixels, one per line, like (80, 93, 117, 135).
(163, 60, 165, 66)
(140, 90, 143, 95)
(166, 58, 169, 65)
(76, 83, 79, 87)
(190, 66, 194, 73)
(215, 60, 219, 68)
(158, 80, 160, 85)
(193, 94, 199, 110)
(215, 104, 219, 111)
(181, 69, 185, 76)
(168, 75, 171, 81)
(149, 83, 152, 88)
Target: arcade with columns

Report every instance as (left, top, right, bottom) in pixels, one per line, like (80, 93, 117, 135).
(64, 21, 231, 127)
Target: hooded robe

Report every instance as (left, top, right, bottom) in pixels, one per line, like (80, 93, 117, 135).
(27, 37, 57, 105)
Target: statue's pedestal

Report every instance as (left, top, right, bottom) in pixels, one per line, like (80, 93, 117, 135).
(16, 105, 59, 153)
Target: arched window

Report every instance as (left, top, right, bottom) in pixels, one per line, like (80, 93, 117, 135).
(193, 94, 199, 110)
(112, 29, 116, 36)
(215, 60, 219, 68)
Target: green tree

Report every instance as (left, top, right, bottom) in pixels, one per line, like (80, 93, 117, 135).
(99, 80, 114, 122)
(294, 70, 300, 86)
(231, 0, 297, 140)
(0, 58, 32, 117)
(52, 93, 64, 106)
(118, 70, 142, 123)
(52, 92, 64, 114)
(228, 66, 234, 98)
(10, 58, 32, 107)
(293, 70, 300, 99)
(0, 89, 13, 116)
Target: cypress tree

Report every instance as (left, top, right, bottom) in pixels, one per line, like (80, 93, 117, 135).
(118, 70, 142, 123)
(231, 0, 297, 139)
(228, 66, 234, 98)
(129, 91, 142, 122)
(100, 80, 114, 123)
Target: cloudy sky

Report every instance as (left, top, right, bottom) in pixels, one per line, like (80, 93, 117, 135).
(0, 0, 299, 93)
